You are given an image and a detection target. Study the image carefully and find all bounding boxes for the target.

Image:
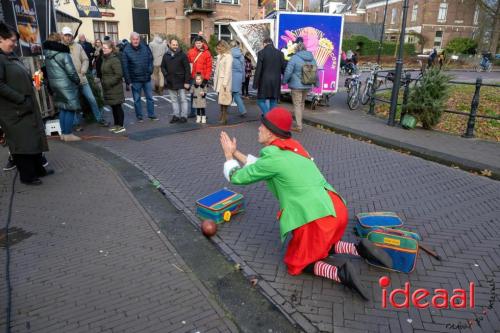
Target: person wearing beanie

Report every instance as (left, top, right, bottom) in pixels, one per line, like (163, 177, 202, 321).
(219, 107, 393, 301)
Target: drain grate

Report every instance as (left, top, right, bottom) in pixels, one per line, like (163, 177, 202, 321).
(0, 227, 33, 248)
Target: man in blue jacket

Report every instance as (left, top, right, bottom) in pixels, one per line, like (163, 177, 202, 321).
(122, 32, 158, 122)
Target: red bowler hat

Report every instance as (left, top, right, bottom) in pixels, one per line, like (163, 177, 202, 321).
(261, 107, 292, 139)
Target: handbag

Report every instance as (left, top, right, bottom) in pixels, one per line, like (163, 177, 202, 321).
(218, 87, 232, 105)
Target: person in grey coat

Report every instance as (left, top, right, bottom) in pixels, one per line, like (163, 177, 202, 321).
(229, 40, 246, 117)
(43, 33, 82, 142)
(0, 22, 51, 185)
(283, 42, 318, 132)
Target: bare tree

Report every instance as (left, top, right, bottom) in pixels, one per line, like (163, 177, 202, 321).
(476, 0, 500, 53)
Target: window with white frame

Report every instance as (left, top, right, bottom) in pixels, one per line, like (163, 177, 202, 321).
(411, 4, 418, 22)
(278, 0, 303, 10)
(215, 0, 239, 4)
(391, 7, 397, 24)
(473, 5, 479, 25)
(191, 19, 203, 43)
(133, 0, 146, 8)
(437, 3, 447, 23)
(93, 21, 119, 42)
(214, 23, 232, 41)
(434, 30, 443, 47)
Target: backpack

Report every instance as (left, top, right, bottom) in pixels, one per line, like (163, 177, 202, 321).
(301, 62, 318, 85)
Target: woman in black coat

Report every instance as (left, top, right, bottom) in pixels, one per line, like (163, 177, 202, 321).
(0, 22, 51, 185)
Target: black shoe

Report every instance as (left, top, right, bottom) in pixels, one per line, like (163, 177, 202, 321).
(356, 238, 393, 269)
(21, 178, 43, 186)
(137, 117, 144, 123)
(179, 117, 187, 123)
(337, 262, 370, 301)
(239, 112, 247, 118)
(98, 120, 110, 127)
(3, 159, 16, 171)
(187, 114, 196, 119)
(149, 116, 159, 121)
(170, 116, 179, 124)
(40, 169, 55, 177)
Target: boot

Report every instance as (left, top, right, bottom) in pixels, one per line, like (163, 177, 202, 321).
(220, 108, 228, 125)
(356, 238, 393, 269)
(337, 262, 370, 301)
(201, 116, 206, 124)
(196, 115, 201, 123)
(64, 134, 82, 142)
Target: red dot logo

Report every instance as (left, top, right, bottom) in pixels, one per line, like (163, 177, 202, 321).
(379, 276, 391, 288)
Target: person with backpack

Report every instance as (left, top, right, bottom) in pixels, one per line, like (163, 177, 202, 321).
(283, 42, 318, 133)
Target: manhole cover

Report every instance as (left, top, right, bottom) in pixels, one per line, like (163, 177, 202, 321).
(0, 227, 33, 247)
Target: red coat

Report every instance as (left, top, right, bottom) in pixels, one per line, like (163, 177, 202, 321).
(187, 45, 213, 81)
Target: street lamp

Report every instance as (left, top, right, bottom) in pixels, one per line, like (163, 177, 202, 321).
(387, 0, 409, 126)
(376, 0, 389, 65)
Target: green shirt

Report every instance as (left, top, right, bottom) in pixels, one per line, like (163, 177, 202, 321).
(230, 145, 343, 242)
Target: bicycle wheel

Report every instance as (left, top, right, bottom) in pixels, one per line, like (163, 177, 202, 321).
(361, 81, 372, 105)
(348, 87, 360, 110)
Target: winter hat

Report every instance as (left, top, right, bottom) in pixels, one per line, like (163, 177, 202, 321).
(261, 107, 292, 139)
(61, 26, 73, 35)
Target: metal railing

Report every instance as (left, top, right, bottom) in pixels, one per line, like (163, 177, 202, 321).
(184, 0, 215, 12)
(367, 70, 500, 138)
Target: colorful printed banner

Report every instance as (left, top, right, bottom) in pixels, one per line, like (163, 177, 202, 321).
(73, 0, 101, 18)
(11, 0, 42, 56)
(276, 12, 343, 94)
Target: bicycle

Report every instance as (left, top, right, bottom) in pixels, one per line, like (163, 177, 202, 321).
(346, 73, 362, 110)
(361, 64, 382, 105)
(474, 60, 492, 72)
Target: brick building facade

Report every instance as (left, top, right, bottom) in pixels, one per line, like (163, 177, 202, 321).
(148, 0, 322, 46)
(331, 0, 480, 52)
(148, 0, 260, 46)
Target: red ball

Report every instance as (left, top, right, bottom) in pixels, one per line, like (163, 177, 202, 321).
(201, 220, 217, 237)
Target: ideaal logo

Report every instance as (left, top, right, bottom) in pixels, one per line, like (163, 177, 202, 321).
(379, 276, 475, 309)
(379, 276, 497, 329)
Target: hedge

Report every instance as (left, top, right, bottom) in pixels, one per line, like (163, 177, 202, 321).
(342, 35, 416, 56)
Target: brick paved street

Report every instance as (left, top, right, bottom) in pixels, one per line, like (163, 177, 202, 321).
(81, 94, 500, 332)
(0, 143, 238, 333)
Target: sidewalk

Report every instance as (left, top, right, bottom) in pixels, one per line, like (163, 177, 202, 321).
(302, 92, 500, 180)
(0, 142, 237, 333)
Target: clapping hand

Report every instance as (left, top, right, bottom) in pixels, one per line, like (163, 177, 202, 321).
(220, 131, 237, 160)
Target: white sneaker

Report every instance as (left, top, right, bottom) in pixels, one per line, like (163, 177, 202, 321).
(113, 127, 126, 134)
(109, 125, 119, 132)
(201, 116, 206, 124)
(64, 134, 82, 141)
(196, 115, 201, 123)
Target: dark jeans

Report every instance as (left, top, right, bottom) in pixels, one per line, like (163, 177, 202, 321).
(242, 77, 250, 96)
(111, 104, 124, 127)
(196, 108, 206, 116)
(12, 153, 46, 183)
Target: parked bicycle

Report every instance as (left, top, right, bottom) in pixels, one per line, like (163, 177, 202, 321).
(474, 58, 493, 72)
(345, 73, 362, 110)
(361, 64, 382, 105)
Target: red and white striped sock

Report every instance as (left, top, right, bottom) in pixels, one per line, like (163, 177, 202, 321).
(313, 261, 341, 282)
(334, 241, 359, 256)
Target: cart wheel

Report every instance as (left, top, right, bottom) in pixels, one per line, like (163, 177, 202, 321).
(311, 98, 318, 110)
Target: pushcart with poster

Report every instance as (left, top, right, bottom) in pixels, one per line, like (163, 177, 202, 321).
(230, 12, 344, 109)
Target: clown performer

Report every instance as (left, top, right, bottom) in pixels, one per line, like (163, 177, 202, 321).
(219, 107, 392, 300)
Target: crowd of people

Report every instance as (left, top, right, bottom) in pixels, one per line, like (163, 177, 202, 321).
(0, 19, 322, 185)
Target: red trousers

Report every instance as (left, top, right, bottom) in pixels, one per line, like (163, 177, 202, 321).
(284, 191, 348, 275)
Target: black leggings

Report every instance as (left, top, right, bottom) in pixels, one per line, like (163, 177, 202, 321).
(111, 104, 124, 126)
(242, 77, 250, 96)
(196, 108, 206, 116)
(12, 153, 46, 183)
